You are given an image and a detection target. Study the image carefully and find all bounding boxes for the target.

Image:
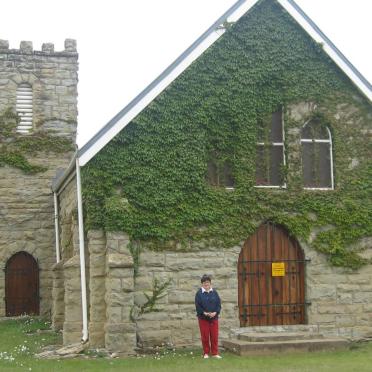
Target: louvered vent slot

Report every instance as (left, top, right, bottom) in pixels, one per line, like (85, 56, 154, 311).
(16, 83, 33, 134)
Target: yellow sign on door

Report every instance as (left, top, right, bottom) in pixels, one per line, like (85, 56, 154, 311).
(272, 262, 285, 277)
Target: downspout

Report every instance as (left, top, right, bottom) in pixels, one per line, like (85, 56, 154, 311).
(76, 157, 89, 343)
(53, 192, 61, 263)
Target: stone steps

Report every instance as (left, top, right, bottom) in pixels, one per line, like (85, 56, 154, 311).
(232, 324, 319, 334)
(238, 332, 324, 342)
(222, 332, 349, 356)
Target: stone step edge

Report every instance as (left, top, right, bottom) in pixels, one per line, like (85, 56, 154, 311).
(233, 325, 318, 331)
(238, 332, 325, 342)
(223, 338, 348, 346)
(222, 338, 349, 355)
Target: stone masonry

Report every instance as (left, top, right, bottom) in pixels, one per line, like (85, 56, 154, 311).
(57, 228, 137, 353)
(51, 172, 78, 333)
(104, 232, 136, 353)
(129, 237, 372, 346)
(73, 230, 372, 355)
(0, 40, 78, 317)
(52, 174, 82, 344)
(87, 230, 106, 347)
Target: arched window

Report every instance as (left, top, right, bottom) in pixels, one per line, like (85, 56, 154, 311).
(16, 83, 33, 133)
(301, 119, 334, 189)
(255, 109, 285, 187)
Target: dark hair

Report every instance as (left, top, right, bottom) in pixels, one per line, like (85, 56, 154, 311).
(201, 274, 211, 283)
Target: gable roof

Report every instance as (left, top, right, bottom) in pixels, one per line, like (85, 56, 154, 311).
(78, 0, 372, 167)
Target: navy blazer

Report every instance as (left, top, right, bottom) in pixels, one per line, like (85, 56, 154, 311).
(195, 288, 221, 321)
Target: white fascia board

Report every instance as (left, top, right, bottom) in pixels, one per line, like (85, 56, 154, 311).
(279, 0, 372, 102)
(78, 0, 257, 167)
(79, 31, 223, 166)
(228, 0, 257, 22)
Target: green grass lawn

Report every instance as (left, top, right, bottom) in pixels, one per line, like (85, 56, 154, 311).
(0, 317, 371, 372)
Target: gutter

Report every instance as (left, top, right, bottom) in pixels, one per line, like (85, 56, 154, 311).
(53, 192, 61, 263)
(51, 150, 88, 342)
(51, 150, 77, 193)
(51, 150, 78, 265)
(75, 157, 89, 342)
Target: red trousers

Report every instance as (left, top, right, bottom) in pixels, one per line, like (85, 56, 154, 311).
(198, 318, 219, 355)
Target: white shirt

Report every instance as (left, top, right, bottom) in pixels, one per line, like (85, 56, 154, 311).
(201, 287, 213, 293)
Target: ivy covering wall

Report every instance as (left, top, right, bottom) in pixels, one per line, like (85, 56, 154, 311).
(0, 108, 74, 173)
(82, 0, 372, 268)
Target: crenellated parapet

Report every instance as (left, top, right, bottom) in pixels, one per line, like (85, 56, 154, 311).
(0, 39, 77, 56)
(0, 38, 78, 138)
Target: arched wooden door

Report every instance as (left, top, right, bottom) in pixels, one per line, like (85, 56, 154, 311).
(5, 252, 39, 316)
(238, 223, 306, 326)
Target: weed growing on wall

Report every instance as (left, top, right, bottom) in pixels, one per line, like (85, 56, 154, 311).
(130, 278, 172, 322)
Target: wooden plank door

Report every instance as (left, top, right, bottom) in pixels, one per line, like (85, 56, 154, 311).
(238, 223, 306, 326)
(5, 252, 39, 316)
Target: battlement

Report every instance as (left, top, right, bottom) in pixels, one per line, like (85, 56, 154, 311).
(0, 39, 77, 56)
(0, 38, 78, 140)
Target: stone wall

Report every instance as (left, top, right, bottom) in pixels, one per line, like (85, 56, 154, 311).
(0, 152, 76, 317)
(104, 232, 136, 354)
(51, 261, 64, 330)
(52, 173, 86, 344)
(87, 230, 106, 347)
(135, 240, 372, 346)
(59, 228, 372, 354)
(61, 230, 137, 353)
(57, 174, 79, 259)
(62, 255, 83, 344)
(134, 247, 240, 348)
(306, 241, 372, 338)
(0, 40, 78, 317)
(52, 174, 79, 331)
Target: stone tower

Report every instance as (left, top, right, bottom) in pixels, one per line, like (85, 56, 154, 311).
(0, 39, 78, 317)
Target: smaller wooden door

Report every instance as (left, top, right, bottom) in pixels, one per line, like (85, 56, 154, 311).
(5, 252, 39, 316)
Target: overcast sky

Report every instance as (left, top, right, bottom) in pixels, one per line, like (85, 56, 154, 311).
(1, 0, 371, 147)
